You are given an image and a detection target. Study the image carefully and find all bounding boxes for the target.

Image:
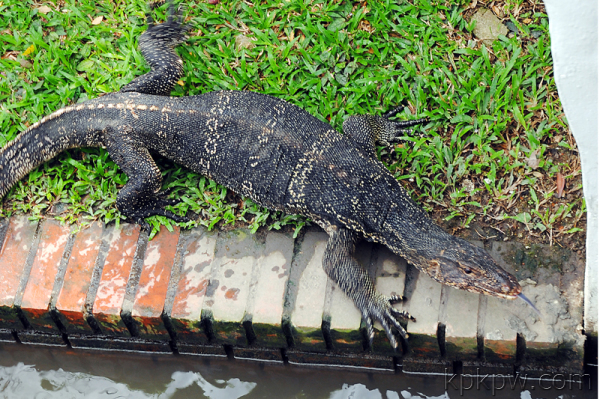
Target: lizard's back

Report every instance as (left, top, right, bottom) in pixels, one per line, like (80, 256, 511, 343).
(107, 89, 397, 234)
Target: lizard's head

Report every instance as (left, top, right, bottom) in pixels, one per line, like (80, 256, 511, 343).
(399, 232, 522, 299)
(419, 241, 521, 299)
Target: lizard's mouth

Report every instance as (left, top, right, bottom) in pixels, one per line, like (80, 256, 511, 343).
(459, 278, 521, 299)
(459, 277, 541, 315)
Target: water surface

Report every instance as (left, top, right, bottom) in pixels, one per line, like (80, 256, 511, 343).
(0, 343, 594, 398)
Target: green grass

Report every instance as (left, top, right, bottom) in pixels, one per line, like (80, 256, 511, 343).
(0, 0, 585, 244)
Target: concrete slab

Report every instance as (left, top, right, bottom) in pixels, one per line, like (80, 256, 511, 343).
(54, 222, 103, 335)
(235, 347, 283, 362)
(247, 231, 294, 348)
(286, 350, 394, 370)
(287, 231, 329, 352)
(167, 227, 217, 345)
(444, 287, 480, 361)
(130, 225, 180, 341)
(371, 246, 408, 356)
(0, 217, 38, 330)
(0, 328, 15, 343)
(405, 270, 442, 358)
(484, 296, 518, 364)
(18, 331, 66, 347)
(69, 335, 172, 353)
(402, 357, 451, 374)
(176, 343, 227, 357)
(91, 223, 140, 336)
(203, 229, 259, 346)
(19, 219, 72, 333)
(489, 241, 586, 372)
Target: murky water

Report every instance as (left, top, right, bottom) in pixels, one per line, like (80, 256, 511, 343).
(0, 343, 595, 398)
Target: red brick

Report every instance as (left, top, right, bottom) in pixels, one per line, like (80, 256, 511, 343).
(55, 222, 103, 334)
(92, 223, 140, 336)
(20, 219, 71, 333)
(0, 217, 38, 330)
(132, 225, 180, 340)
(169, 228, 217, 344)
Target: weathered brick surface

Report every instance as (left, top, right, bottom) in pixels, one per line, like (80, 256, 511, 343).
(248, 231, 294, 348)
(203, 229, 258, 346)
(0, 217, 38, 330)
(168, 227, 217, 346)
(91, 223, 140, 336)
(0, 215, 585, 373)
(131, 225, 180, 341)
(20, 219, 71, 333)
(288, 231, 329, 352)
(55, 222, 104, 335)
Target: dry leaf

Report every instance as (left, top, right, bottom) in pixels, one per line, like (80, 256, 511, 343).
(532, 171, 543, 179)
(1, 51, 18, 60)
(556, 173, 565, 198)
(92, 16, 103, 25)
(526, 148, 541, 169)
(38, 5, 52, 14)
(177, 80, 184, 86)
(19, 59, 33, 68)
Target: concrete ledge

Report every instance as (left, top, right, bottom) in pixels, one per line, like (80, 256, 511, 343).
(0, 218, 587, 374)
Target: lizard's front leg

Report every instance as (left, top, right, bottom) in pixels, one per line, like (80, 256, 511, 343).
(104, 126, 191, 231)
(322, 225, 415, 349)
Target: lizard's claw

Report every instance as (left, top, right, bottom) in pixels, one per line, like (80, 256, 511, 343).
(389, 118, 429, 141)
(123, 195, 192, 231)
(375, 112, 429, 148)
(360, 293, 415, 349)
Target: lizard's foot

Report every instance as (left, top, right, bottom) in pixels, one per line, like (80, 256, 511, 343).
(120, 195, 192, 232)
(380, 106, 429, 145)
(360, 293, 416, 349)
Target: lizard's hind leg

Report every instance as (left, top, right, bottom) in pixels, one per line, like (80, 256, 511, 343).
(105, 126, 191, 231)
(120, 0, 191, 96)
(322, 226, 415, 350)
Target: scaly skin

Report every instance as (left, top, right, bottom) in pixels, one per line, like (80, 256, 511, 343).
(0, 1, 522, 349)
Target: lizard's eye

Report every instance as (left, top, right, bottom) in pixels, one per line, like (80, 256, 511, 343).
(464, 267, 472, 274)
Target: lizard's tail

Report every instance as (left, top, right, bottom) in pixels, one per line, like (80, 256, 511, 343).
(0, 104, 102, 198)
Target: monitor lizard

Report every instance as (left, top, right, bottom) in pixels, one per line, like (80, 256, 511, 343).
(0, 1, 526, 349)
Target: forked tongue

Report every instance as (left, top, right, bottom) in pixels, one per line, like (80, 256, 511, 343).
(518, 293, 541, 317)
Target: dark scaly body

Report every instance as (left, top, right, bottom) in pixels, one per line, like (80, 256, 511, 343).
(3, 91, 410, 235)
(0, 2, 525, 348)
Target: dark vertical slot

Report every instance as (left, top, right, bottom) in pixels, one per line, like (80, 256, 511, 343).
(437, 322, 447, 358)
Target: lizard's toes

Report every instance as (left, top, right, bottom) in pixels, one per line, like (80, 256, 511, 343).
(388, 295, 405, 304)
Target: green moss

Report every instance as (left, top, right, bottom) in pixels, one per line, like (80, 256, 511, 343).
(505, 243, 571, 274)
